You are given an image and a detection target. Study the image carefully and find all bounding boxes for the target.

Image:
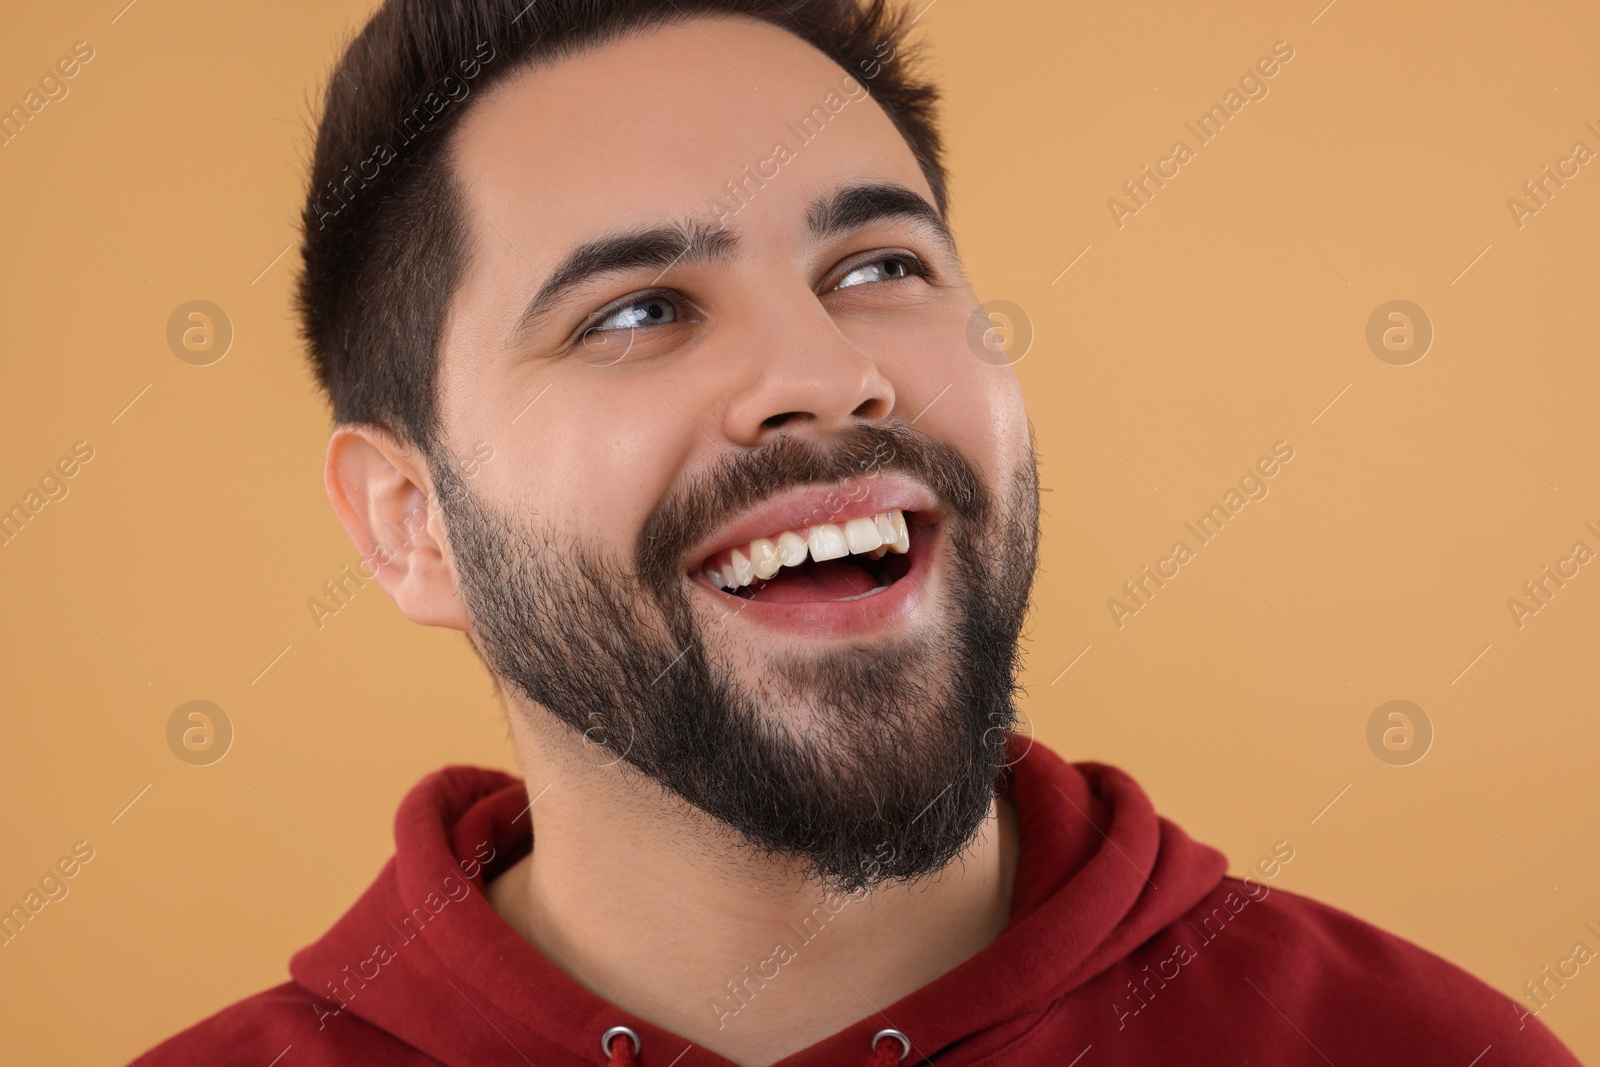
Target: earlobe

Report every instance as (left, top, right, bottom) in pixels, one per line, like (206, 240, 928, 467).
(323, 425, 472, 631)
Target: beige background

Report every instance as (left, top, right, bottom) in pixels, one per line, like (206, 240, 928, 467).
(2, 0, 1596, 1061)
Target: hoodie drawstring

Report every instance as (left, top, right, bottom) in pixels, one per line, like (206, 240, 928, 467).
(869, 1028, 911, 1065)
(603, 1026, 640, 1066)
(602, 1024, 911, 1065)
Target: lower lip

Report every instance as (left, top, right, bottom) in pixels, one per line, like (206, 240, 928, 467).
(689, 520, 940, 640)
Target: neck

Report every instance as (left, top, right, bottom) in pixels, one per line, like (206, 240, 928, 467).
(486, 707, 1020, 1067)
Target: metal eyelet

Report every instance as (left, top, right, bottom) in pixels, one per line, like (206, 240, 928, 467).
(871, 1028, 912, 1060)
(601, 1025, 641, 1057)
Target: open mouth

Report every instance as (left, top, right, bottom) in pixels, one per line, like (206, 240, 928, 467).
(699, 509, 917, 604)
(682, 477, 942, 636)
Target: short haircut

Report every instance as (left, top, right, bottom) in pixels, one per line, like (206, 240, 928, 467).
(295, 0, 949, 462)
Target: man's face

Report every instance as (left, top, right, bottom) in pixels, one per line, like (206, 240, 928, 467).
(430, 15, 1037, 890)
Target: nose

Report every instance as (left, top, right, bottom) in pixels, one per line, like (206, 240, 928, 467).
(717, 289, 896, 448)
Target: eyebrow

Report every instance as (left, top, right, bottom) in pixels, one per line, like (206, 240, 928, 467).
(806, 182, 955, 256)
(507, 181, 955, 345)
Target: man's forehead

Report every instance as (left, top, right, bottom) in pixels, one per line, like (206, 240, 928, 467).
(446, 15, 934, 273)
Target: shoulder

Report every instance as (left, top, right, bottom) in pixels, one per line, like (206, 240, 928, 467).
(1184, 877, 1580, 1064)
(132, 981, 434, 1066)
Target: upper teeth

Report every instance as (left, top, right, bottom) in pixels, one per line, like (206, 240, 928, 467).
(704, 510, 910, 591)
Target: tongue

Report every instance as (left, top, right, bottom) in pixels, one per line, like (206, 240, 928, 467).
(748, 559, 882, 603)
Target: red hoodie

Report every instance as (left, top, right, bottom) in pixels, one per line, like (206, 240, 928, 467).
(133, 738, 1581, 1065)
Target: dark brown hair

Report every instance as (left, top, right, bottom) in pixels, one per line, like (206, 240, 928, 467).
(295, 0, 949, 461)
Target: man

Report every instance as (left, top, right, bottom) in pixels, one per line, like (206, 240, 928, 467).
(135, 1, 1579, 1064)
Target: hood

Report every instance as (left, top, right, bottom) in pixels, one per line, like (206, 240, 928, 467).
(288, 735, 1228, 1066)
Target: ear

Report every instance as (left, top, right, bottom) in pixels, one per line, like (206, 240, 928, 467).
(323, 424, 471, 631)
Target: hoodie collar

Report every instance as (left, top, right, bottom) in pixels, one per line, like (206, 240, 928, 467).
(289, 735, 1226, 1066)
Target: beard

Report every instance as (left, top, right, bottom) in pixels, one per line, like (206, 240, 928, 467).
(431, 421, 1039, 894)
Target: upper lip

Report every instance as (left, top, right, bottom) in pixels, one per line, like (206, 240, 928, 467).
(685, 474, 940, 572)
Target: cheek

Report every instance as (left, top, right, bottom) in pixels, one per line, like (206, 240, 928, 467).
(945, 371, 1029, 478)
(883, 326, 1029, 479)
(497, 377, 701, 543)
(986, 370, 1031, 462)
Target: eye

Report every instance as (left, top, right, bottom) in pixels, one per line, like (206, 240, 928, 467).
(587, 293, 679, 333)
(834, 253, 927, 290)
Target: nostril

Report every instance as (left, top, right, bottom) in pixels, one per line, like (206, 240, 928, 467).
(761, 411, 803, 431)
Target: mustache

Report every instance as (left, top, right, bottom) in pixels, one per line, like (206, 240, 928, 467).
(633, 421, 991, 596)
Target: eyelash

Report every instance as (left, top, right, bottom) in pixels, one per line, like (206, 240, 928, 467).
(576, 251, 933, 339)
(833, 251, 934, 289)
